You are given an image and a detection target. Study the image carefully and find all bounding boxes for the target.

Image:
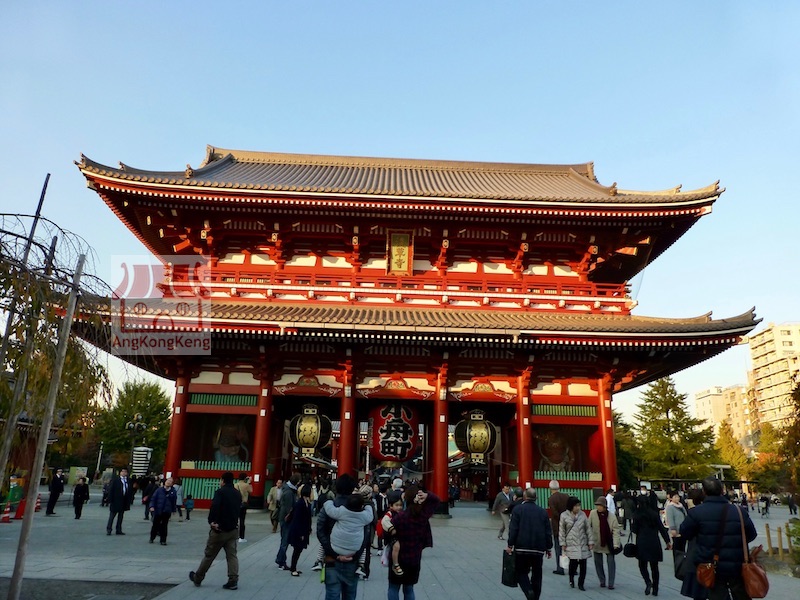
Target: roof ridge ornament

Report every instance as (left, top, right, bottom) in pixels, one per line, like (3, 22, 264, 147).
(185, 164, 194, 177)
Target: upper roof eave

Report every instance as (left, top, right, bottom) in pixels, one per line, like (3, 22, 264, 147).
(83, 300, 759, 339)
(77, 149, 722, 207)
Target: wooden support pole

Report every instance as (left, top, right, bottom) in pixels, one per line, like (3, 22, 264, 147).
(787, 523, 794, 556)
(777, 527, 783, 560)
(765, 524, 773, 556)
(9, 254, 84, 600)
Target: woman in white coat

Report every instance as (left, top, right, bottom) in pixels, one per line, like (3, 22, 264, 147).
(559, 496, 593, 590)
(589, 496, 621, 589)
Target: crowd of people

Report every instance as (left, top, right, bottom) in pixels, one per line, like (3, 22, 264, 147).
(500, 478, 762, 600)
(40, 466, 772, 599)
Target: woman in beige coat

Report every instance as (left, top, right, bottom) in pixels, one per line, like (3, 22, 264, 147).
(559, 496, 593, 590)
(589, 496, 621, 589)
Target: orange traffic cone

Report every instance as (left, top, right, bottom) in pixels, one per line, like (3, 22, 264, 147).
(14, 498, 27, 519)
(34, 494, 42, 512)
(1, 502, 11, 524)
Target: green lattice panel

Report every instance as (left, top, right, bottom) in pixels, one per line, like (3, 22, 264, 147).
(532, 404, 597, 417)
(190, 393, 257, 406)
(182, 477, 227, 501)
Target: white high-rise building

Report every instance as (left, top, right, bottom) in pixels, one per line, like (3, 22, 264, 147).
(694, 385, 748, 440)
(748, 323, 800, 429)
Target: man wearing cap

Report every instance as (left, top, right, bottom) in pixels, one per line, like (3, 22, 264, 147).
(506, 488, 552, 600)
(589, 495, 621, 589)
(547, 480, 569, 575)
(46, 468, 65, 515)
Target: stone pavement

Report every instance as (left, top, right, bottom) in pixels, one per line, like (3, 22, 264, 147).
(0, 488, 797, 599)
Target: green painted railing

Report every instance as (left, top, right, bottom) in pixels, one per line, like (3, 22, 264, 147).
(534, 471, 603, 481)
(181, 460, 252, 472)
(190, 393, 257, 406)
(533, 487, 602, 510)
(182, 477, 227, 501)
(531, 404, 597, 417)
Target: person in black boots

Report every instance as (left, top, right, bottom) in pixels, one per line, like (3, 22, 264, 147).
(72, 476, 90, 519)
(632, 487, 671, 596)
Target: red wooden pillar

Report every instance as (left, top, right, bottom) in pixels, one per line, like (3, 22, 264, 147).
(516, 371, 533, 489)
(251, 363, 274, 501)
(338, 362, 357, 477)
(164, 371, 190, 479)
(431, 364, 449, 503)
(598, 376, 618, 488)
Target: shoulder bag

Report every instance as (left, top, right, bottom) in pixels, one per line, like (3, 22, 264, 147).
(623, 531, 638, 558)
(735, 505, 769, 598)
(697, 504, 729, 588)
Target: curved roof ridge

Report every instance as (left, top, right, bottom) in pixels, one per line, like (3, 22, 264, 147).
(567, 168, 617, 196)
(202, 145, 594, 176)
(618, 180, 722, 198)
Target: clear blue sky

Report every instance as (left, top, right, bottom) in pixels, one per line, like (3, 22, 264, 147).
(2, 3, 798, 420)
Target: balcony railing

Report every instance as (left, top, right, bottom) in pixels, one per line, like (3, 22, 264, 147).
(160, 267, 632, 311)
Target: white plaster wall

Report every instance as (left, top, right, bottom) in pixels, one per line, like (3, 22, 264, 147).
(251, 254, 276, 265)
(218, 253, 246, 264)
(192, 371, 224, 384)
(322, 256, 351, 268)
(530, 382, 562, 395)
(230, 372, 260, 386)
(286, 255, 317, 267)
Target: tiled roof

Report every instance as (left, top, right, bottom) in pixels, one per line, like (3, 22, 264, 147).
(77, 146, 722, 206)
(117, 300, 759, 339)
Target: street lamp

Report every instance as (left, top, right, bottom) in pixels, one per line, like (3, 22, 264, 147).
(125, 413, 147, 468)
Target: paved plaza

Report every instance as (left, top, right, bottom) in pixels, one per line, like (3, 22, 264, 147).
(0, 488, 797, 599)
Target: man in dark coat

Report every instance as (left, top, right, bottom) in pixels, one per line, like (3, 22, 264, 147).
(106, 467, 135, 535)
(190, 471, 242, 590)
(275, 472, 301, 569)
(680, 477, 757, 600)
(547, 479, 569, 575)
(46, 468, 65, 515)
(507, 488, 553, 600)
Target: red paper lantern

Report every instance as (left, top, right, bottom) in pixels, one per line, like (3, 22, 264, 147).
(368, 403, 419, 466)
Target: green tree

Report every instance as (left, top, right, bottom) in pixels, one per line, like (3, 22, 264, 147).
(633, 377, 719, 480)
(94, 380, 171, 468)
(751, 422, 785, 492)
(782, 382, 800, 491)
(613, 409, 640, 490)
(715, 421, 751, 481)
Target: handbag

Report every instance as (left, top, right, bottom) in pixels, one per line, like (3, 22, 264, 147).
(381, 545, 391, 567)
(673, 550, 687, 579)
(697, 503, 730, 588)
(559, 554, 570, 570)
(502, 549, 518, 587)
(622, 531, 638, 558)
(735, 506, 769, 598)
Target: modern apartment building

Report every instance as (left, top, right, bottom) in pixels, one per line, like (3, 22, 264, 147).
(748, 323, 800, 429)
(695, 384, 749, 441)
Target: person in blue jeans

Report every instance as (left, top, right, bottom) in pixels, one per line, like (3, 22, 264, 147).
(317, 474, 365, 600)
